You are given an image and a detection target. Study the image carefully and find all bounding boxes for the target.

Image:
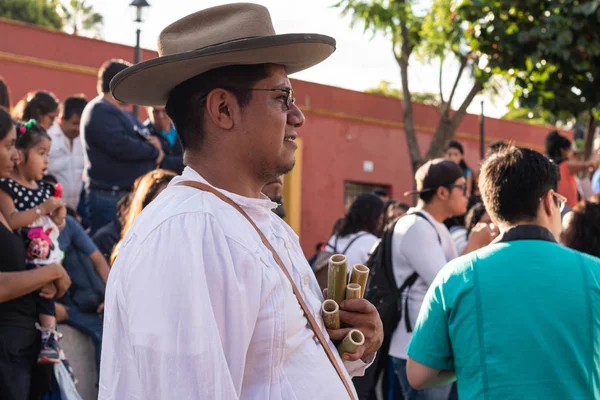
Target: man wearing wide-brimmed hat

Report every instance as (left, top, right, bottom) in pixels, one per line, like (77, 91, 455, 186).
(99, 4, 382, 399)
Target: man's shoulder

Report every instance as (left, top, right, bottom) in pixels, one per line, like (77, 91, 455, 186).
(128, 185, 262, 253)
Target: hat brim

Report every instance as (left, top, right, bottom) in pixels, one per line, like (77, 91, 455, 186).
(110, 33, 336, 106)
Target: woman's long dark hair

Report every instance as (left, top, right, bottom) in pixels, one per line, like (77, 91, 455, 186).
(447, 140, 470, 173)
(563, 195, 600, 258)
(338, 193, 384, 237)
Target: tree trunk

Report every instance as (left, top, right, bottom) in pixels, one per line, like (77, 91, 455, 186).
(425, 80, 484, 160)
(584, 110, 596, 161)
(397, 57, 422, 175)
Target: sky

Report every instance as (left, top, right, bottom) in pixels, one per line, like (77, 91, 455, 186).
(87, 0, 509, 118)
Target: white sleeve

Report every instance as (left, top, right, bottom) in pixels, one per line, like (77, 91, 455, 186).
(121, 213, 263, 399)
(400, 222, 447, 285)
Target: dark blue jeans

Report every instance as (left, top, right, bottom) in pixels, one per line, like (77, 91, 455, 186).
(62, 298, 103, 376)
(391, 357, 454, 400)
(87, 188, 128, 235)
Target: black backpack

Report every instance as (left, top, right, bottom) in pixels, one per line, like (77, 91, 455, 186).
(353, 211, 441, 399)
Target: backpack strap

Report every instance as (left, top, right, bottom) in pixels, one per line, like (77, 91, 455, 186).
(341, 232, 368, 255)
(397, 211, 442, 332)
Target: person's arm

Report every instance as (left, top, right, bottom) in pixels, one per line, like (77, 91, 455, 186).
(86, 105, 159, 162)
(401, 222, 449, 285)
(406, 269, 456, 390)
(566, 159, 595, 174)
(461, 223, 497, 256)
(122, 213, 262, 398)
(89, 249, 110, 284)
(0, 264, 66, 303)
(0, 190, 64, 230)
(407, 358, 456, 390)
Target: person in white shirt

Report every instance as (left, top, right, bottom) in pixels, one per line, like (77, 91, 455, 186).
(389, 159, 496, 400)
(47, 96, 88, 211)
(98, 4, 383, 400)
(327, 193, 384, 272)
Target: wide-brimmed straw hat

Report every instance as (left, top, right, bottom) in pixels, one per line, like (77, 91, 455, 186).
(110, 3, 336, 106)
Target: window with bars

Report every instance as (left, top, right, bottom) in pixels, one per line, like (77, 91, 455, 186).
(344, 181, 390, 207)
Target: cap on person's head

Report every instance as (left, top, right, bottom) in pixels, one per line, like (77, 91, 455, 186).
(404, 158, 464, 196)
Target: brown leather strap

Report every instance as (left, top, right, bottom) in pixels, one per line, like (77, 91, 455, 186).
(179, 181, 356, 399)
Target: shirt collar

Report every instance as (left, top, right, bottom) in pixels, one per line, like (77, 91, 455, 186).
(171, 167, 279, 212)
(492, 224, 557, 244)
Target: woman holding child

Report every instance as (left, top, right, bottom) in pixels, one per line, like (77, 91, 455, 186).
(0, 106, 71, 399)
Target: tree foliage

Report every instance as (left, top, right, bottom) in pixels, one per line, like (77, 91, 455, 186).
(334, 0, 493, 173)
(461, 0, 600, 158)
(58, 0, 103, 38)
(366, 80, 440, 105)
(0, 0, 63, 30)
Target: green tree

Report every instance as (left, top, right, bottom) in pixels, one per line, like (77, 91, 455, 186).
(58, 0, 103, 38)
(366, 80, 440, 105)
(460, 0, 600, 159)
(334, 0, 493, 173)
(0, 0, 63, 30)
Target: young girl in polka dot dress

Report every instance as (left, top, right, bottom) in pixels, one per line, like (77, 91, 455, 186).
(0, 120, 67, 364)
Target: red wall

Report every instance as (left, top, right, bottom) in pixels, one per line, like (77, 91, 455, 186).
(0, 18, 568, 256)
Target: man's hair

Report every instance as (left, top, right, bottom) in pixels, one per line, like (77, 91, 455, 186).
(486, 140, 508, 157)
(479, 146, 559, 225)
(165, 64, 270, 151)
(98, 60, 131, 93)
(62, 95, 88, 120)
(372, 189, 389, 198)
(545, 130, 571, 161)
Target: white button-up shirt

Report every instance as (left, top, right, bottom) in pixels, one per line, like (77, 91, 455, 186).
(47, 122, 84, 210)
(99, 167, 369, 399)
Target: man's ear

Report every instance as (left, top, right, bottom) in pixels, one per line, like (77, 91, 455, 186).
(542, 191, 554, 218)
(205, 89, 236, 130)
(436, 186, 449, 200)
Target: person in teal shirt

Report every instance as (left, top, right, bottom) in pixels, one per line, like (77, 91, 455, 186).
(406, 146, 600, 400)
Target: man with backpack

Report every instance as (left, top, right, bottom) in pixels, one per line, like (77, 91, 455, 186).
(406, 147, 600, 399)
(388, 159, 495, 400)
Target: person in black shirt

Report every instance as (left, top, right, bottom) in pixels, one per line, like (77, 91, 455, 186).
(0, 107, 71, 399)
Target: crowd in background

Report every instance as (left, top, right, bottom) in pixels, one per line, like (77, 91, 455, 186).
(2, 55, 600, 399)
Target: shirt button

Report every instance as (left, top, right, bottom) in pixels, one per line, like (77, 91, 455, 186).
(302, 275, 309, 285)
(286, 240, 292, 249)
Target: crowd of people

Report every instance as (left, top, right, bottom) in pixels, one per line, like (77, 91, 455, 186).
(0, 58, 189, 398)
(1, 3, 600, 400)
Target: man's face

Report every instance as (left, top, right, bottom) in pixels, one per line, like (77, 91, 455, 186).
(149, 106, 172, 132)
(262, 175, 284, 203)
(61, 114, 82, 139)
(444, 176, 469, 216)
(238, 64, 304, 181)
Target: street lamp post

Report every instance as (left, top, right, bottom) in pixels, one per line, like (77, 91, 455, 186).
(130, 0, 150, 117)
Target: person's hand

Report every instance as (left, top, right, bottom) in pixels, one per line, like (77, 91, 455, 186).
(40, 197, 63, 216)
(51, 203, 67, 227)
(467, 222, 498, 250)
(52, 265, 71, 299)
(326, 298, 383, 362)
(39, 282, 57, 299)
(55, 302, 69, 323)
(147, 136, 163, 151)
(97, 302, 104, 314)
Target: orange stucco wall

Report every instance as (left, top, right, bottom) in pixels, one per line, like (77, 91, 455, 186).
(0, 18, 567, 256)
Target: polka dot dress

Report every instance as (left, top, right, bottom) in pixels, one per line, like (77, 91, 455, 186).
(0, 179, 55, 212)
